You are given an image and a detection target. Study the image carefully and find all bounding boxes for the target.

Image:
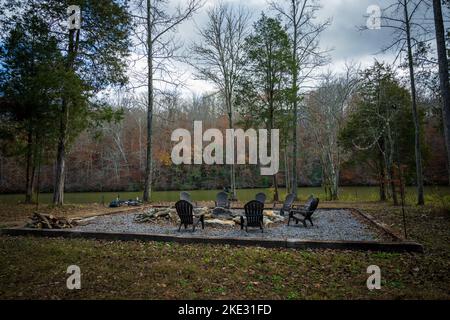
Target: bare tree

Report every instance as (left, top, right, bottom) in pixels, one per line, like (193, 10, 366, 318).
(189, 3, 251, 200)
(305, 66, 359, 200)
(432, 0, 450, 184)
(270, 0, 330, 199)
(368, 0, 432, 205)
(130, 0, 203, 202)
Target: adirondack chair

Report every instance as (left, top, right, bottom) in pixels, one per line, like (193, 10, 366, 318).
(240, 200, 265, 233)
(180, 191, 192, 202)
(175, 200, 204, 232)
(180, 191, 199, 206)
(288, 197, 320, 227)
(215, 191, 230, 209)
(255, 192, 267, 204)
(274, 193, 295, 216)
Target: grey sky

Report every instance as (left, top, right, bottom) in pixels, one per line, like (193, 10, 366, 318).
(134, 0, 434, 96)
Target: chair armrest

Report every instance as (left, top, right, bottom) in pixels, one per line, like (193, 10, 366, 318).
(290, 212, 306, 220)
(194, 214, 204, 222)
(290, 208, 308, 215)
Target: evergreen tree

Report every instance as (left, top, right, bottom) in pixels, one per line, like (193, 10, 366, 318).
(1, 0, 131, 205)
(236, 14, 294, 201)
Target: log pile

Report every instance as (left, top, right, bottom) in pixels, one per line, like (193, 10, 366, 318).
(26, 212, 77, 229)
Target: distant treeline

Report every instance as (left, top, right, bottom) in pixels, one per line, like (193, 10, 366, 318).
(0, 89, 447, 194)
(0, 0, 449, 205)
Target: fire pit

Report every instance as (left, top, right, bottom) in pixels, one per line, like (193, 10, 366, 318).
(133, 207, 286, 228)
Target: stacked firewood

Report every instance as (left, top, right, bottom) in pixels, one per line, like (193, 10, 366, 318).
(26, 212, 77, 229)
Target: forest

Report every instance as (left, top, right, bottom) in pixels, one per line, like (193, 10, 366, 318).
(0, 0, 449, 205)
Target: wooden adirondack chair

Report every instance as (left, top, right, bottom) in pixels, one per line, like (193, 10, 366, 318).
(288, 197, 320, 227)
(175, 200, 204, 232)
(274, 193, 295, 216)
(255, 192, 266, 204)
(180, 191, 192, 202)
(241, 200, 265, 233)
(215, 191, 230, 209)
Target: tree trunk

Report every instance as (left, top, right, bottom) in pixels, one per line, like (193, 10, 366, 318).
(273, 174, 279, 202)
(268, 107, 279, 202)
(228, 107, 237, 200)
(379, 152, 387, 201)
(390, 166, 399, 206)
(53, 102, 68, 205)
(292, 97, 298, 199)
(291, 13, 299, 200)
(331, 166, 339, 201)
(404, 0, 424, 205)
(25, 124, 34, 203)
(35, 145, 42, 210)
(53, 28, 79, 206)
(284, 148, 291, 194)
(433, 0, 450, 185)
(379, 179, 386, 201)
(143, 0, 154, 202)
(226, 86, 237, 200)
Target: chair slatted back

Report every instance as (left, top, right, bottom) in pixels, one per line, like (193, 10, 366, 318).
(244, 200, 264, 227)
(216, 192, 230, 208)
(310, 198, 319, 211)
(282, 194, 295, 211)
(305, 198, 320, 218)
(255, 193, 266, 204)
(304, 195, 314, 209)
(175, 200, 194, 225)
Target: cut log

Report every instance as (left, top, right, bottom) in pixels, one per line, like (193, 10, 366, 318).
(26, 212, 76, 229)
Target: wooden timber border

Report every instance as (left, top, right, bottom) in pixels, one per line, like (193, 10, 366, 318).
(1, 228, 423, 253)
(1, 205, 423, 253)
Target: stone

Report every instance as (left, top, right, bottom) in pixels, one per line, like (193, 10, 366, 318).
(264, 210, 276, 217)
(263, 217, 274, 228)
(232, 217, 242, 225)
(143, 208, 156, 215)
(169, 212, 180, 222)
(271, 215, 286, 223)
(212, 207, 232, 216)
(212, 208, 233, 220)
(204, 219, 235, 227)
(155, 209, 170, 218)
(195, 207, 210, 216)
(203, 213, 214, 219)
(263, 210, 285, 223)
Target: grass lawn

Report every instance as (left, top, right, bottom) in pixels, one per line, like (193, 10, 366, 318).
(0, 201, 449, 299)
(1, 186, 449, 205)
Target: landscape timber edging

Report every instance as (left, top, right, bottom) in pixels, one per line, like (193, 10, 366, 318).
(72, 205, 152, 220)
(0, 227, 424, 253)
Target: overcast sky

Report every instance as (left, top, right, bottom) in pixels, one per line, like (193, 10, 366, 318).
(132, 0, 435, 97)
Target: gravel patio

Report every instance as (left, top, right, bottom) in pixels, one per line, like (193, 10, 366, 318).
(73, 208, 386, 241)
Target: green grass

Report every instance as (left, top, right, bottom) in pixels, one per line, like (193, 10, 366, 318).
(0, 235, 446, 299)
(0, 202, 449, 299)
(1, 186, 449, 205)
